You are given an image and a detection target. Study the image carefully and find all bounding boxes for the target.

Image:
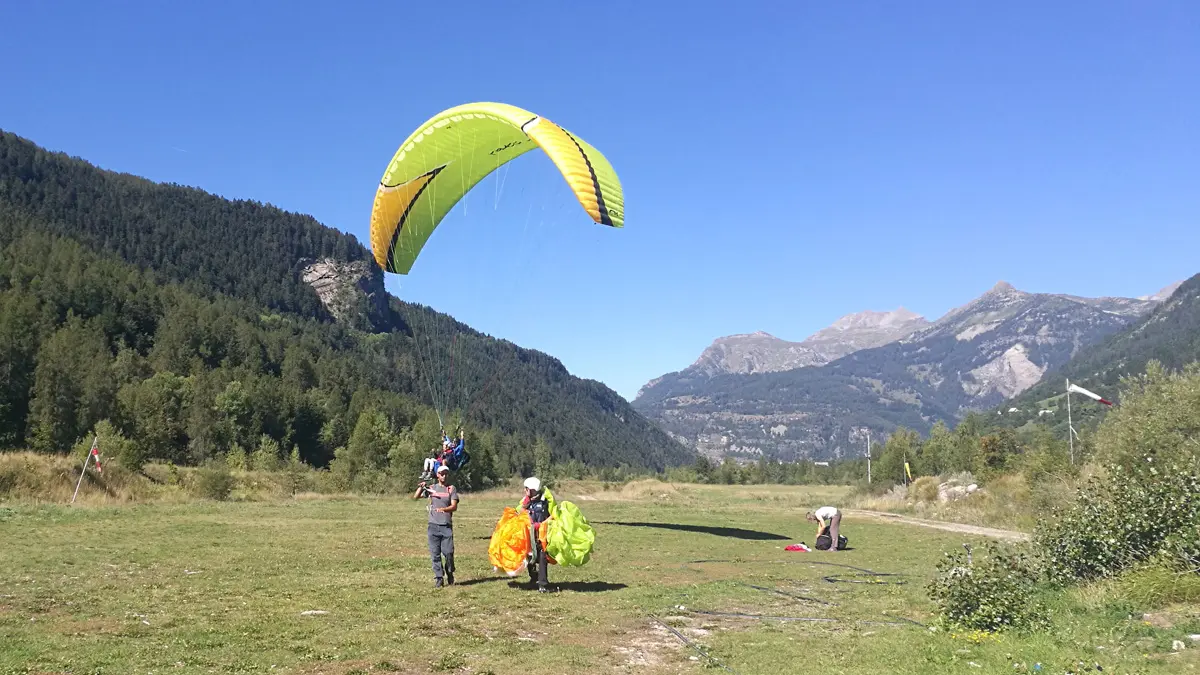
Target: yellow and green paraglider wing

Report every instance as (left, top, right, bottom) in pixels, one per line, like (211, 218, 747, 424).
(369, 102, 625, 275)
(544, 499, 595, 567)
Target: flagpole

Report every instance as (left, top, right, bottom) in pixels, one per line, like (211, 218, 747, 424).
(71, 436, 97, 504)
(1066, 379, 1074, 466)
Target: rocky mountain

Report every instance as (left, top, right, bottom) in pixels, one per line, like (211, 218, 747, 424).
(996, 274, 1200, 435)
(633, 281, 1176, 462)
(636, 308, 929, 397)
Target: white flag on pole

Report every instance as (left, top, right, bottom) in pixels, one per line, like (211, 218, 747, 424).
(1067, 382, 1113, 406)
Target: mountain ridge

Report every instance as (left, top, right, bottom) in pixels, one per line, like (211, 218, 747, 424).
(633, 280, 1177, 462)
(636, 307, 930, 399)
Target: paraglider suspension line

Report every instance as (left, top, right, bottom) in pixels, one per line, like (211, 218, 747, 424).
(647, 614, 739, 674)
(676, 559, 923, 628)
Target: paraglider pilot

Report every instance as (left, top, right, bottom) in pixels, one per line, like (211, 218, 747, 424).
(520, 476, 552, 593)
(414, 464, 458, 587)
(420, 427, 465, 482)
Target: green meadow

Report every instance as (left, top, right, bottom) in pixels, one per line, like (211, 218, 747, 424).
(2, 481, 1196, 674)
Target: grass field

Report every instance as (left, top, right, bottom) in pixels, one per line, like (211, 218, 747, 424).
(3, 480, 1197, 674)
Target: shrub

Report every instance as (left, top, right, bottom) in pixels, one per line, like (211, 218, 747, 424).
(250, 435, 281, 472)
(194, 460, 235, 501)
(911, 476, 939, 503)
(1094, 361, 1200, 474)
(279, 448, 310, 495)
(1034, 363, 1200, 585)
(1035, 461, 1200, 584)
(927, 541, 1049, 633)
(225, 443, 247, 471)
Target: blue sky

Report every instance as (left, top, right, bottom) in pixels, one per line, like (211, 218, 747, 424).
(2, 1, 1198, 401)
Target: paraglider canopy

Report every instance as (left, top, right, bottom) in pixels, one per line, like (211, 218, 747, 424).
(369, 101, 625, 275)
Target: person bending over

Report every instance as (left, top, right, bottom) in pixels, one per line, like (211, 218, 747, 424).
(806, 505, 842, 551)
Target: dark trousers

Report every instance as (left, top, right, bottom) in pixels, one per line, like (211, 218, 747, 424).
(428, 523, 455, 580)
(529, 523, 548, 586)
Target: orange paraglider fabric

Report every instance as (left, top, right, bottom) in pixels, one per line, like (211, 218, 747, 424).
(488, 507, 532, 576)
(537, 520, 557, 566)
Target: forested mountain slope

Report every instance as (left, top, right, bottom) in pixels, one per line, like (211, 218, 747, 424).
(0, 130, 692, 471)
(0, 131, 375, 324)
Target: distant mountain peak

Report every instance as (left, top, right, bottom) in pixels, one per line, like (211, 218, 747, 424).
(1139, 280, 1184, 302)
(636, 307, 931, 394)
(727, 330, 778, 340)
(824, 307, 926, 332)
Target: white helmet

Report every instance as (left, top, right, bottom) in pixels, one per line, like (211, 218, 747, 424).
(523, 476, 541, 492)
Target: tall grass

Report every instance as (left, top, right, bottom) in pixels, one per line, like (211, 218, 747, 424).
(847, 471, 1071, 532)
(0, 452, 363, 504)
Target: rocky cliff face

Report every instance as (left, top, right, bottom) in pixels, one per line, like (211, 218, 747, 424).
(634, 281, 1176, 462)
(301, 258, 390, 330)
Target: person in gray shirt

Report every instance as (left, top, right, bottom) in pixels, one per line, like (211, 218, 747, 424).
(413, 464, 459, 587)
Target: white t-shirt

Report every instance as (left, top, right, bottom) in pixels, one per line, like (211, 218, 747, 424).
(814, 506, 839, 521)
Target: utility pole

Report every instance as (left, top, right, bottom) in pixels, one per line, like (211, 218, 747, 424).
(866, 430, 872, 484)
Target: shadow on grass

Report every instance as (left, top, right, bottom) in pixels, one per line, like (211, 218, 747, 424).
(594, 520, 790, 541)
(506, 580, 628, 593)
(454, 576, 514, 587)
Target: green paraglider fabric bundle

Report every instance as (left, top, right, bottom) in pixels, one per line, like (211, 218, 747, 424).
(544, 500, 595, 567)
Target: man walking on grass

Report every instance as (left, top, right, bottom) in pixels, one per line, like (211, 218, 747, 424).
(414, 464, 459, 587)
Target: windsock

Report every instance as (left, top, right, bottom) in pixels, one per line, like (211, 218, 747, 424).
(1067, 381, 1113, 406)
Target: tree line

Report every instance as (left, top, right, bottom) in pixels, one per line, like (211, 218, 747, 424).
(0, 218, 689, 483)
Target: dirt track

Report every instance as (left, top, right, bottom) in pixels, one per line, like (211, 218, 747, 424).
(848, 509, 1031, 542)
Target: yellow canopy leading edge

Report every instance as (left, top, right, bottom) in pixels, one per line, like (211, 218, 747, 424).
(369, 102, 625, 275)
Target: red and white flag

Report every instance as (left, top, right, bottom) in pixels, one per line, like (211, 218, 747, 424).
(91, 445, 103, 473)
(1067, 382, 1113, 406)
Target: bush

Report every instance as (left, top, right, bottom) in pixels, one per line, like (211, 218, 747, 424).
(1035, 462, 1200, 584)
(250, 435, 281, 472)
(911, 476, 939, 503)
(225, 443, 247, 471)
(194, 460, 235, 501)
(927, 541, 1049, 633)
(1034, 363, 1200, 585)
(1095, 361, 1200, 474)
